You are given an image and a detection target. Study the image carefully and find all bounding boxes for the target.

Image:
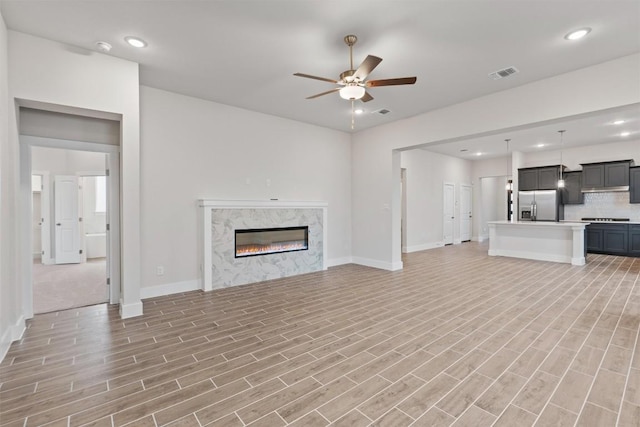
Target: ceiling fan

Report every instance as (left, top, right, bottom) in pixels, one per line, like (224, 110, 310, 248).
(294, 34, 417, 103)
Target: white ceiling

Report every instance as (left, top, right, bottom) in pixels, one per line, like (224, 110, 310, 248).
(420, 104, 640, 159)
(1, 0, 639, 143)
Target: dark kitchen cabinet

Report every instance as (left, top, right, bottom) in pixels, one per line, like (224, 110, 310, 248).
(582, 164, 604, 188)
(518, 169, 538, 191)
(630, 225, 640, 256)
(630, 167, 640, 204)
(518, 166, 561, 191)
(581, 160, 632, 190)
(562, 171, 584, 204)
(538, 166, 561, 190)
(586, 223, 633, 256)
(603, 225, 629, 255)
(586, 226, 604, 252)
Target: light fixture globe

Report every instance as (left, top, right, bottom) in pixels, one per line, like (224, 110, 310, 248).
(339, 84, 365, 100)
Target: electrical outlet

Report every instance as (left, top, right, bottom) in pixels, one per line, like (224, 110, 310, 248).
(156, 266, 164, 276)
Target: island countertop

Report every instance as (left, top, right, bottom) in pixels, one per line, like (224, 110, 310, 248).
(488, 220, 589, 227)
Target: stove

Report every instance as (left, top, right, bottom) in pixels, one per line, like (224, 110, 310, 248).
(581, 217, 630, 222)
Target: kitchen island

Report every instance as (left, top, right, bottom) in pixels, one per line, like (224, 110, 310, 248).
(488, 221, 588, 266)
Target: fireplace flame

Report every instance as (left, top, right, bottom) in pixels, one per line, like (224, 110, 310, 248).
(236, 241, 308, 257)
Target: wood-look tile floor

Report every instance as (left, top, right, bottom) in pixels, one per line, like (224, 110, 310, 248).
(2, 242, 639, 426)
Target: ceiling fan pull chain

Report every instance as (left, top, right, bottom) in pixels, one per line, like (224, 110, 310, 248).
(351, 100, 355, 130)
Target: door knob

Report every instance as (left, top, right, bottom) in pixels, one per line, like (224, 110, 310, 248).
(56, 223, 61, 226)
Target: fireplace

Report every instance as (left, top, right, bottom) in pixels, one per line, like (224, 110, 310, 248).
(235, 226, 309, 258)
(199, 200, 327, 290)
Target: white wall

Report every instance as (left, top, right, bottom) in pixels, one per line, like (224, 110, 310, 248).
(139, 86, 352, 294)
(0, 9, 22, 362)
(32, 146, 106, 173)
(478, 177, 509, 240)
(352, 54, 640, 269)
(8, 31, 141, 318)
(400, 149, 471, 251)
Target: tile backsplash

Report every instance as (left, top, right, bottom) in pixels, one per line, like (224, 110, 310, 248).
(565, 192, 640, 221)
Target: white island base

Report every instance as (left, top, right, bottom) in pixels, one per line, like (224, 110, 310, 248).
(488, 221, 588, 266)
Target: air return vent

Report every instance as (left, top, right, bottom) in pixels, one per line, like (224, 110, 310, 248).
(373, 108, 391, 115)
(488, 66, 519, 80)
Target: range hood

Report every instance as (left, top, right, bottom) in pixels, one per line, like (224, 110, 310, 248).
(581, 185, 629, 193)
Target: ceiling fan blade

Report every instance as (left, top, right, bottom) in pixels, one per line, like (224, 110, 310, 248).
(353, 55, 382, 81)
(366, 77, 417, 87)
(361, 91, 374, 102)
(306, 88, 341, 99)
(294, 73, 338, 84)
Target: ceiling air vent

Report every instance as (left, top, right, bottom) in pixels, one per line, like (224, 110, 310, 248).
(373, 108, 391, 115)
(488, 66, 519, 80)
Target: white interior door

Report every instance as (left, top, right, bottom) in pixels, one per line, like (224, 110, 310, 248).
(443, 183, 455, 245)
(54, 175, 81, 264)
(104, 159, 111, 302)
(460, 184, 472, 242)
(31, 175, 42, 259)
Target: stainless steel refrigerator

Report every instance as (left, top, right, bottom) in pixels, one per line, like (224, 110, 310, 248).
(518, 190, 564, 221)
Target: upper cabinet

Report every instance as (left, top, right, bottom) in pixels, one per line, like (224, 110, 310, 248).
(538, 166, 561, 190)
(518, 166, 561, 191)
(581, 160, 633, 191)
(631, 166, 640, 204)
(562, 171, 584, 205)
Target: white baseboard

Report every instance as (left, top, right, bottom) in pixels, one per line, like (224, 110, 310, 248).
(140, 279, 200, 300)
(352, 257, 403, 271)
(0, 315, 26, 364)
(119, 299, 144, 319)
(403, 241, 445, 253)
(488, 249, 571, 265)
(326, 257, 353, 267)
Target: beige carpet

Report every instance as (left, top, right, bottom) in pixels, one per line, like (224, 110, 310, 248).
(32, 258, 108, 314)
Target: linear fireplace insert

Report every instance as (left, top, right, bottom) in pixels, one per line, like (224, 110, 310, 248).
(235, 226, 309, 258)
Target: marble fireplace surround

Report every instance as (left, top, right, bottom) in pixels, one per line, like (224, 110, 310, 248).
(199, 200, 328, 291)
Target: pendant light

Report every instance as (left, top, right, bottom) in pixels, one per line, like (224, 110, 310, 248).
(505, 139, 512, 190)
(557, 130, 566, 188)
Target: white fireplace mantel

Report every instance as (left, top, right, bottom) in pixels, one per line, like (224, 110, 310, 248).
(198, 200, 328, 291)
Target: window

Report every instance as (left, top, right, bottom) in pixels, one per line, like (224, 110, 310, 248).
(95, 176, 106, 213)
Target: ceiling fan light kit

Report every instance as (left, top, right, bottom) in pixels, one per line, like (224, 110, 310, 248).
(294, 34, 417, 128)
(339, 84, 365, 100)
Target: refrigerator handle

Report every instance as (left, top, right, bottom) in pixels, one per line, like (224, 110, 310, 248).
(532, 202, 537, 220)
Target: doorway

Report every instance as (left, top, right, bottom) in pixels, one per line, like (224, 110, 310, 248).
(30, 147, 110, 313)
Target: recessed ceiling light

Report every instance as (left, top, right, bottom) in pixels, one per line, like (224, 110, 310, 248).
(620, 131, 631, 137)
(536, 143, 545, 148)
(475, 152, 483, 156)
(613, 120, 625, 125)
(125, 36, 147, 48)
(95, 41, 112, 53)
(564, 27, 591, 40)
(354, 108, 364, 115)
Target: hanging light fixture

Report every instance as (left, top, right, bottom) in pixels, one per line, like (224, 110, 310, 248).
(557, 130, 566, 188)
(505, 139, 512, 190)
